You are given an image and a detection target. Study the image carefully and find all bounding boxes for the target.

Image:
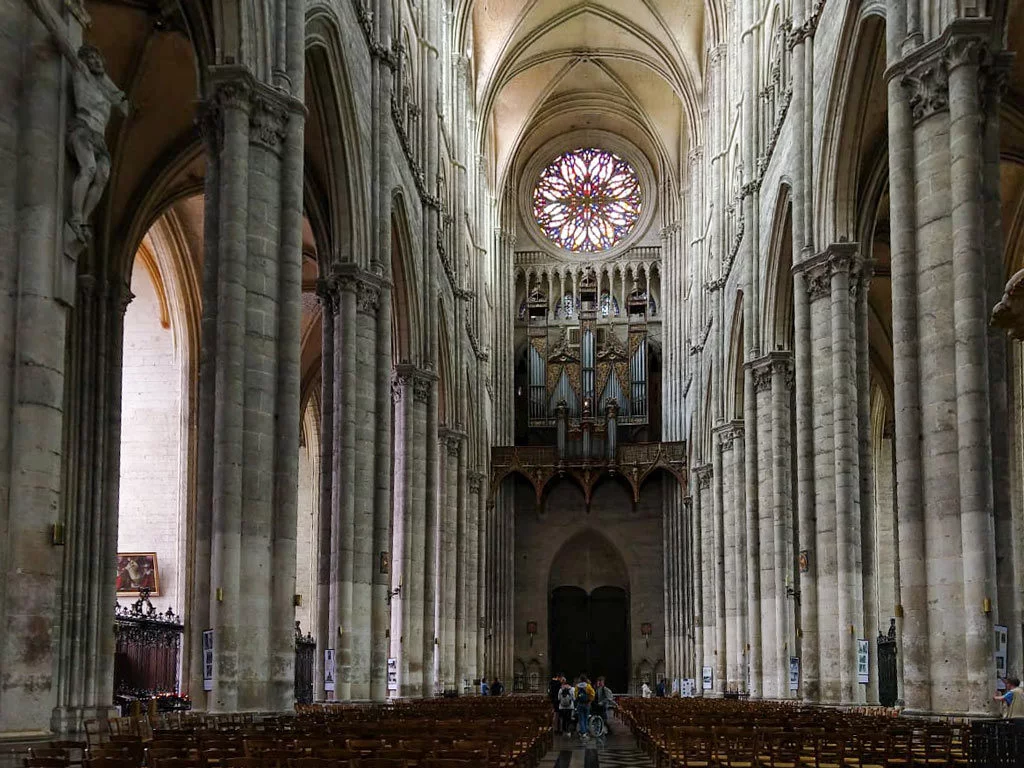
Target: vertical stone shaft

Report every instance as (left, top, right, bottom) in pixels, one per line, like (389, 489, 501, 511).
(408, 376, 429, 696)
(810, 269, 837, 703)
(476, 476, 487, 681)
(753, 370, 774, 697)
(315, 283, 335, 701)
(947, 41, 996, 714)
(351, 280, 378, 699)
(712, 440, 727, 694)
(791, 269, 818, 701)
(770, 355, 793, 698)
(371, 287, 392, 702)
(334, 278, 357, 700)
(886, 25, 928, 711)
(422, 385, 439, 693)
(830, 248, 861, 705)
(238, 94, 283, 711)
(912, 78, 962, 713)
(732, 426, 749, 693)
(856, 267, 878, 705)
(209, 82, 250, 712)
(984, 56, 1019, 677)
(270, 93, 303, 712)
(190, 111, 221, 702)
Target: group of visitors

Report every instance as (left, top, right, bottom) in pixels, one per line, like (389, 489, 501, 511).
(479, 678, 505, 696)
(548, 673, 616, 739)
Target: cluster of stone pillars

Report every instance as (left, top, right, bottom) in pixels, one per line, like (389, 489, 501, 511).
(678, 12, 1018, 715)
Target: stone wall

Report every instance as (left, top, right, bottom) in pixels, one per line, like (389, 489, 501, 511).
(512, 476, 665, 695)
(118, 261, 184, 614)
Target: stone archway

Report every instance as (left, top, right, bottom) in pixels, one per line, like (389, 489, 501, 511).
(547, 530, 630, 694)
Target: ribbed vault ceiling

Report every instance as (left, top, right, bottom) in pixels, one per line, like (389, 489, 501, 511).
(463, 0, 706, 188)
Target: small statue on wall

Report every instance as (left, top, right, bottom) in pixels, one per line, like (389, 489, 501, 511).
(24, 0, 129, 251)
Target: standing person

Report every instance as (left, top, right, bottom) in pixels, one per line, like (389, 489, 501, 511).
(995, 676, 1024, 719)
(656, 677, 667, 697)
(557, 679, 575, 736)
(490, 678, 504, 696)
(575, 675, 595, 738)
(480, 678, 489, 696)
(593, 676, 616, 735)
(641, 681, 652, 698)
(549, 674, 565, 730)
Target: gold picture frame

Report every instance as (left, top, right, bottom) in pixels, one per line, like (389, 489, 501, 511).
(116, 552, 160, 596)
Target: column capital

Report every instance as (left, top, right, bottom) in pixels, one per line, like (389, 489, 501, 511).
(468, 473, 483, 493)
(438, 426, 465, 456)
(692, 463, 714, 490)
(713, 419, 744, 450)
(315, 277, 339, 316)
(746, 355, 775, 394)
(394, 363, 436, 403)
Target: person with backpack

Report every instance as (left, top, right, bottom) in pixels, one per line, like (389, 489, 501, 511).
(557, 679, 575, 735)
(575, 675, 595, 738)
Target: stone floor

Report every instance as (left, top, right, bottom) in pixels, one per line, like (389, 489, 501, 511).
(539, 731, 654, 767)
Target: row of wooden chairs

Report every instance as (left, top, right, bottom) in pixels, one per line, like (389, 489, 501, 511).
(34, 697, 555, 768)
(619, 698, 971, 768)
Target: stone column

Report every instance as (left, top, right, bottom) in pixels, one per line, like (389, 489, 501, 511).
(350, 278, 380, 700)
(437, 428, 459, 691)
(52, 277, 131, 732)
(712, 434, 728, 694)
(466, 471, 482, 688)
(190, 67, 303, 712)
(750, 358, 775, 698)
(791, 264, 819, 702)
(371, 284, 393, 702)
(0, 2, 72, 733)
(454, 436, 469, 692)
(907, 50, 962, 714)
(828, 243, 863, 705)
(946, 33, 997, 714)
(770, 353, 794, 698)
(423, 381, 439, 694)
(476, 473, 488, 683)
(314, 280, 336, 700)
(694, 464, 714, 689)
(332, 273, 357, 700)
(885, 8, 928, 712)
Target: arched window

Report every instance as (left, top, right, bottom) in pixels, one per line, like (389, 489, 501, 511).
(533, 147, 642, 252)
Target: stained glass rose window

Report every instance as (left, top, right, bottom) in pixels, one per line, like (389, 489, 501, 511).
(532, 147, 642, 253)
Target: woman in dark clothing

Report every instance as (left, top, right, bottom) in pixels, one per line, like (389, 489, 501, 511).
(549, 674, 565, 729)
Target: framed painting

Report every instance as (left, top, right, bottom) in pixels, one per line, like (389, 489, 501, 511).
(116, 552, 160, 596)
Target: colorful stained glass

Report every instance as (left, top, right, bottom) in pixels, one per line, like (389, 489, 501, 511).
(533, 147, 642, 252)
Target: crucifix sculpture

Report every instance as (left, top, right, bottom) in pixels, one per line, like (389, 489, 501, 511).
(24, 0, 129, 250)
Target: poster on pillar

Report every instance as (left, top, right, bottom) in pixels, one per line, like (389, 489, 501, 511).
(702, 666, 713, 690)
(789, 657, 800, 691)
(995, 625, 1008, 682)
(202, 630, 214, 691)
(387, 658, 398, 694)
(857, 640, 870, 684)
(324, 649, 336, 692)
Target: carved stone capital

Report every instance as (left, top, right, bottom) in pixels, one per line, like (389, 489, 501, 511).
(315, 277, 338, 316)
(693, 464, 713, 491)
(356, 281, 381, 316)
(249, 94, 288, 153)
(747, 356, 774, 394)
(902, 53, 948, 125)
(196, 100, 223, 155)
(944, 34, 989, 73)
(793, 251, 832, 304)
(468, 473, 483, 493)
(391, 371, 405, 403)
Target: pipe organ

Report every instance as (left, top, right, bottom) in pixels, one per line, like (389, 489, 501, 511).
(518, 268, 657, 460)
